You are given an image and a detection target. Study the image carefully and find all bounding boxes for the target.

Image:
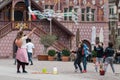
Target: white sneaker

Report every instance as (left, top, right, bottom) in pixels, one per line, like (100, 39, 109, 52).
(75, 69, 78, 72)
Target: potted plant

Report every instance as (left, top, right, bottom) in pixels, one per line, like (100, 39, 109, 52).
(48, 49, 56, 61)
(91, 50, 97, 63)
(61, 49, 70, 61)
(38, 34, 57, 60)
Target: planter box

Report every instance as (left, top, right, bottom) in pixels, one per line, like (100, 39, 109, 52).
(62, 56, 69, 61)
(37, 55, 48, 61)
(48, 56, 55, 61)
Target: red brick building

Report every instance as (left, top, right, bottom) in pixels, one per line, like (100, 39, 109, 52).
(0, 0, 109, 58)
(38, 0, 109, 48)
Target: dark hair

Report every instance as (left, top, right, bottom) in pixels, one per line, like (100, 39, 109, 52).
(80, 43, 84, 49)
(16, 31, 23, 39)
(26, 38, 31, 43)
(108, 42, 113, 48)
(101, 42, 103, 46)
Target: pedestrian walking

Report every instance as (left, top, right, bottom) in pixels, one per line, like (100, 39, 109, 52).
(70, 50, 76, 61)
(82, 42, 89, 73)
(94, 42, 104, 72)
(115, 46, 120, 64)
(26, 38, 35, 65)
(56, 51, 62, 61)
(15, 27, 36, 73)
(74, 43, 83, 73)
(104, 42, 115, 74)
(13, 38, 18, 65)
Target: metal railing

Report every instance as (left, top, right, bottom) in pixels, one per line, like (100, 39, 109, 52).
(0, 22, 12, 38)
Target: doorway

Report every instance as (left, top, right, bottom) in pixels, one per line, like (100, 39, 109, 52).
(14, 10, 23, 21)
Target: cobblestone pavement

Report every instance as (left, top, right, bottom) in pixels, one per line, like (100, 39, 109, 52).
(0, 59, 120, 80)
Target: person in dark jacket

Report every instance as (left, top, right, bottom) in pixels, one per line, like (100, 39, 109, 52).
(74, 43, 83, 73)
(13, 38, 18, 65)
(115, 46, 120, 63)
(94, 42, 104, 72)
(104, 42, 115, 73)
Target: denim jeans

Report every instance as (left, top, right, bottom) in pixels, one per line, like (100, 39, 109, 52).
(82, 56, 87, 71)
(117, 56, 120, 63)
(104, 57, 115, 73)
(28, 52, 33, 64)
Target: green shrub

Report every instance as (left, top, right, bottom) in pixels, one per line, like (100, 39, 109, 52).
(62, 49, 70, 56)
(40, 34, 57, 48)
(40, 34, 57, 54)
(48, 49, 56, 56)
(91, 50, 97, 57)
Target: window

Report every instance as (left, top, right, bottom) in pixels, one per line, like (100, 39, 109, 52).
(64, 7, 78, 21)
(81, 7, 95, 21)
(45, 5, 49, 9)
(86, 7, 90, 21)
(45, 5, 54, 9)
(73, 8, 78, 21)
(81, 9, 85, 21)
(109, 7, 114, 15)
(91, 9, 95, 21)
(50, 5, 54, 9)
(64, 8, 68, 20)
(69, 6, 73, 20)
(109, 8, 114, 15)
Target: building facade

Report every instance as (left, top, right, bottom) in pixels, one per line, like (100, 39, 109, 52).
(38, 0, 109, 50)
(0, 0, 74, 58)
(115, 0, 120, 48)
(0, 0, 110, 58)
(108, 0, 120, 49)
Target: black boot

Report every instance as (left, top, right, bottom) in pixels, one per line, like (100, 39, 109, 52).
(17, 63, 21, 73)
(22, 64, 28, 73)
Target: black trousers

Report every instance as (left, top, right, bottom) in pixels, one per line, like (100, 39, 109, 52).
(17, 60, 28, 72)
(74, 58, 82, 72)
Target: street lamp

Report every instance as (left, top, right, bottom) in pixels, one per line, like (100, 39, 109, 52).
(49, 18, 52, 35)
(47, 14, 52, 35)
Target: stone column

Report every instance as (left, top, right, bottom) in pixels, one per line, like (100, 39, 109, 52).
(11, 1, 14, 21)
(28, 0, 31, 21)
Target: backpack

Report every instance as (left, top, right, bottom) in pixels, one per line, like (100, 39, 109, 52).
(82, 48, 84, 55)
